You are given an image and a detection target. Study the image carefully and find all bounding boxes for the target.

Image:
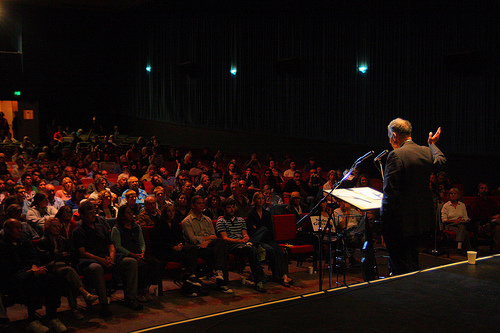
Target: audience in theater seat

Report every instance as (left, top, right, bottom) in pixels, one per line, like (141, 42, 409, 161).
(152, 203, 200, 297)
(217, 197, 267, 293)
(283, 170, 309, 200)
(112, 205, 160, 303)
(138, 196, 161, 227)
(468, 183, 500, 250)
(36, 217, 98, 320)
(247, 192, 293, 287)
(441, 188, 471, 251)
(182, 196, 233, 294)
(228, 181, 251, 218)
(0, 125, 499, 329)
(56, 177, 75, 202)
(0, 218, 68, 333)
(72, 201, 143, 317)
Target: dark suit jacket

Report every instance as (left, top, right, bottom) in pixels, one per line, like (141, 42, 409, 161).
(381, 141, 446, 238)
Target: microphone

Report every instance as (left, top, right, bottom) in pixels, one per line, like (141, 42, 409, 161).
(373, 149, 389, 162)
(355, 150, 374, 164)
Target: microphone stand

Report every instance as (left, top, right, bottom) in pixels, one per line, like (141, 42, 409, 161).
(297, 151, 373, 291)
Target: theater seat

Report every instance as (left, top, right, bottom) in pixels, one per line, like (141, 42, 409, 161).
(272, 214, 315, 268)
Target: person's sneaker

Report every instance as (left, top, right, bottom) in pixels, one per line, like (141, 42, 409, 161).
(217, 285, 234, 294)
(85, 293, 99, 305)
(255, 282, 267, 293)
(215, 270, 224, 281)
(186, 276, 202, 287)
(99, 305, 113, 318)
(26, 320, 49, 333)
(183, 291, 198, 297)
(48, 318, 68, 333)
(71, 309, 85, 320)
(125, 300, 144, 311)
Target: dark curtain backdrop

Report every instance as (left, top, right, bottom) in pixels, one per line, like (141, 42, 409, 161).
(128, 2, 498, 156)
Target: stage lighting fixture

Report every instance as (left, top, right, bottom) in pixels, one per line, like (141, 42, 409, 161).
(358, 66, 368, 74)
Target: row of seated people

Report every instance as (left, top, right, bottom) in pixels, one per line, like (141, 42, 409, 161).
(440, 184, 500, 254)
(0, 191, 301, 333)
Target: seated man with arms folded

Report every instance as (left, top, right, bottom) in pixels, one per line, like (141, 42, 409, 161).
(181, 195, 233, 294)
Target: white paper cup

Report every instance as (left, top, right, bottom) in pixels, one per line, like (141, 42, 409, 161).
(467, 251, 477, 265)
(308, 266, 314, 274)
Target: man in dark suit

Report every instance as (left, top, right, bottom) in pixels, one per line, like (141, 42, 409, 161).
(381, 118, 446, 275)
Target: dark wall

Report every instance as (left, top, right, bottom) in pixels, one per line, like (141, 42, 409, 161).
(129, 1, 499, 157)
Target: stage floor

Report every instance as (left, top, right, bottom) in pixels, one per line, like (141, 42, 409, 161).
(138, 254, 500, 333)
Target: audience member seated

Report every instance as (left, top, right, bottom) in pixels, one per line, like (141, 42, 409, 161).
(441, 188, 471, 252)
(97, 190, 118, 219)
(138, 196, 161, 227)
(26, 193, 58, 234)
(356, 173, 372, 188)
(206, 161, 223, 186)
(64, 185, 88, 211)
(217, 198, 267, 293)
(223, 162, 238, 186)
(303, 157, 318, 172)
(468, 183, 500, 251)
(282, 170, 309, 199)
(72, 201, 143, 317)
(21, 173, 38, 204)
(12, 185, 30, 216)
(36, 217, 98, 320)
(56, 177, 75, 202)
(229, 181, 251, 218)
(110, 173, 129, 198)
(247, 192, 293, 287)
(284, 191, 310, 222)
(140, 165, 156, 183)
(0, 219, 68, 333)
(242, 167, 260, 196)
(151, 203, 200, 296)
(153, 186, 171, 211)
(158, 167, 175, 188)
(11, 156, 27, 178)
(334, 200, 364, 264)
(88, 175, 114, 201)
(262, 183, 284, 206)
(170, 171, 189, 201)
(54, 206, 77, 239)
(181, 196, 233, 294)
(189, 160, 209, 178)
(307, 168, 325, 199)
(150, 174, 166, 194)
(244, 153, 261, 174)
(195, 174, 212, 199)
(436, 171, 452, 201)
(322, 170, 339, 203)
(74, 159, 89, 180)
(99, 153, 117, 173)
(0, 204, 39, 240)
(122, 190, 142, 219)
(174, 193, 190, 224)
(203, 193, 224, 220)
(112, 206, 159, 303)
(45, 184, 65, 210)
(283, 160, 297, 178)
(121, 176, 148, 205)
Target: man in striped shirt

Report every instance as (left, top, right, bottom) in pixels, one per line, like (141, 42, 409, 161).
(216, 198, 267, 293)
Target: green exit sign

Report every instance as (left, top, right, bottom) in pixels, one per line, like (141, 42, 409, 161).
(13, 91, 21, 96)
